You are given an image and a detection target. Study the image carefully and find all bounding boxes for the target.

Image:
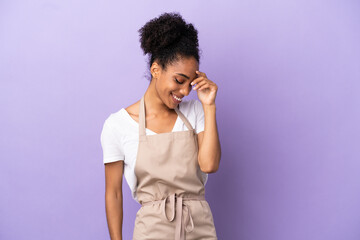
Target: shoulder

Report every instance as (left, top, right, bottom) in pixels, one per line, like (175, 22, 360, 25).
(105, 98, 140, 125)
(102, 108, 130, 135)
(124, 100, 140, 119)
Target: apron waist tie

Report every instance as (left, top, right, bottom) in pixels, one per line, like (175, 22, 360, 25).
(141, 193, 206, 240)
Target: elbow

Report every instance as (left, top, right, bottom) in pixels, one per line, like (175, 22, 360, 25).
(200, 161, 220, 173)
(201, 166, 218, 173)
(198, 152, 221, 173)
(105, 188, 123, 200)
(199, 152, 221, 173)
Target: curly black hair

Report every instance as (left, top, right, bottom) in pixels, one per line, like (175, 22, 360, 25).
(138, 12, 201, 80)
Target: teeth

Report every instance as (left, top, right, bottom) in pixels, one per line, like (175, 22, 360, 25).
(172, 93, 182, 101)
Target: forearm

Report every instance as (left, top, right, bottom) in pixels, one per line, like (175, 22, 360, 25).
(198, 103, 221, 172)
(105, 191, 123, 240)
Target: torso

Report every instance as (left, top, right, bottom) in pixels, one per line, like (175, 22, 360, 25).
(125, 100, 178, 134)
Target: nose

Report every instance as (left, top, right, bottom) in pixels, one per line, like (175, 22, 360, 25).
(180, 84, 191, 97)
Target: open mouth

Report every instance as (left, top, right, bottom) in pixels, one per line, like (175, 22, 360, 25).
(171, 92, 182, 103)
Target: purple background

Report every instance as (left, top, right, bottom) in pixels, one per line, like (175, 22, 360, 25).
(1, 0, 359, 239)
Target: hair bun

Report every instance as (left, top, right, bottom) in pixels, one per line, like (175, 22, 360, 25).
(138, 12, 191, 55)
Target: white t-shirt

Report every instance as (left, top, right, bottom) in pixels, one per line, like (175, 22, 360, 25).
(100, 98, 208, 203)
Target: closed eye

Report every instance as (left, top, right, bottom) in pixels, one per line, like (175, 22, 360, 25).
(175, 77, 192, 88)
(175, 78, 183, 84)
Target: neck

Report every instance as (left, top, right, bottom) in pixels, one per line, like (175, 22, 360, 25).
(143, 80, 175, 117)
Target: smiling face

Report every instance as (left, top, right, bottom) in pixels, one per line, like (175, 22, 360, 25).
(151, 56, 199, 109)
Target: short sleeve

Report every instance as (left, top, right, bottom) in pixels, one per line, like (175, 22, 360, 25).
(193, 99, 205, 134)
(100, 119, 125, 164)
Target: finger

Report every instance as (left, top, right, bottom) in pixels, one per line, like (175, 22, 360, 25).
(191, 76, 205, 86)
(197, 83, 210, 91)
(193, 80, 207, 90)
(196, 70, 207, 78)
(193, 79, 206, 89)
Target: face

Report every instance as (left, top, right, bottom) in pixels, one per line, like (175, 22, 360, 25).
(151, 56, 199, 109)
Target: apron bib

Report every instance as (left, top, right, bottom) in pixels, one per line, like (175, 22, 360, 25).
(133, 94, 218, 240)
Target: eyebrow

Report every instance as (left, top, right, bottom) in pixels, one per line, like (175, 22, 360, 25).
(175, 73, 190, 80)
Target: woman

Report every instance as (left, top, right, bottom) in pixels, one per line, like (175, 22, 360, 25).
(101, 12, 221, 240)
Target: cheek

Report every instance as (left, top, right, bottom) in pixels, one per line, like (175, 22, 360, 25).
(165, 80, 177, 91)
(156, 77, 177, 94)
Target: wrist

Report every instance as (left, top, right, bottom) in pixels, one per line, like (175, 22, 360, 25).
(203, 103, 216, 112)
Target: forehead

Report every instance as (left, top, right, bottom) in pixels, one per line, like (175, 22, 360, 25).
(167, 57, 199, 77)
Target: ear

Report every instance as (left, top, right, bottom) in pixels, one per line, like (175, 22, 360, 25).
(150, 62, 161, 79)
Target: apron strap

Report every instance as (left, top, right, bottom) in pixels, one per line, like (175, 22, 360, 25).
(174, 106, 194, 131)
(139, 94, 195, 137)
(139, 94, 146, 136)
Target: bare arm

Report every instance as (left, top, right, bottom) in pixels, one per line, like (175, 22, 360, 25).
(191, 70, 221, 173)
(104, 160, 124, 240)
(197, 103, 221, 173)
